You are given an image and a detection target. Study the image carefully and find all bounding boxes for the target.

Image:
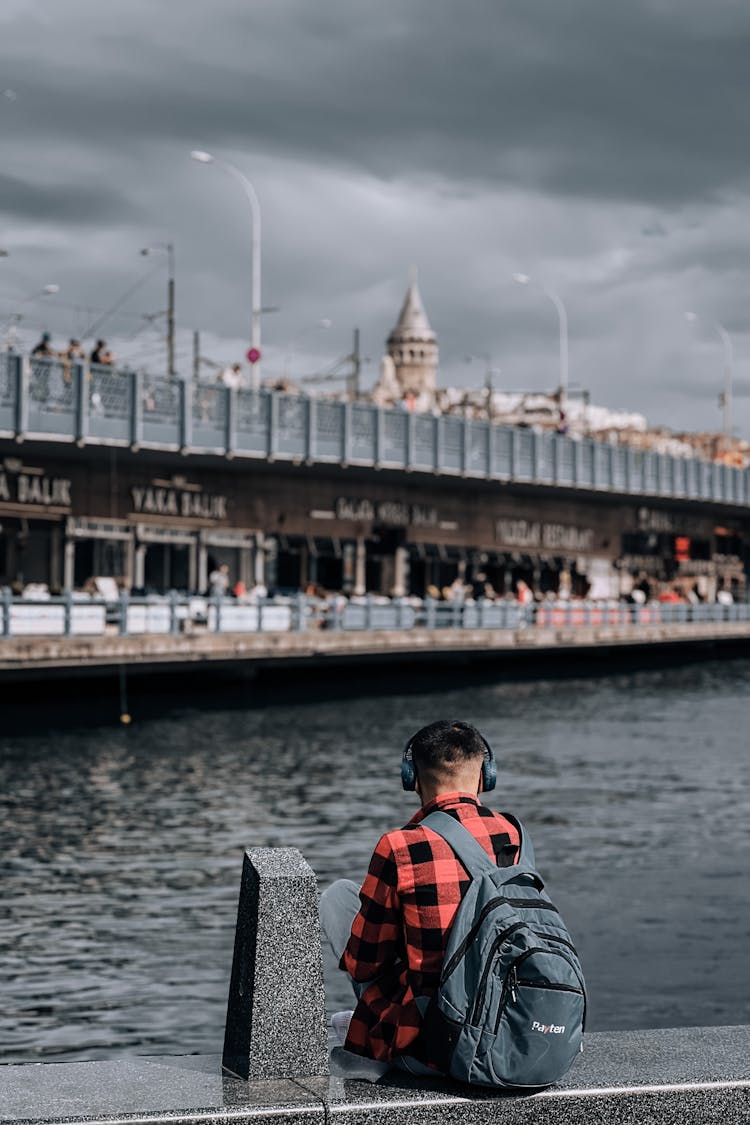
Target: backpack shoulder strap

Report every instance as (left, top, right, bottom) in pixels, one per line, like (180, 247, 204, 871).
(500, 811, 536, 868)
(423, 809, 544, 889)
(421, 809, 502, 877)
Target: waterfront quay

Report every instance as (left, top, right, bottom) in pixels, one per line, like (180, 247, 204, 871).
(2, 600, 750, 680)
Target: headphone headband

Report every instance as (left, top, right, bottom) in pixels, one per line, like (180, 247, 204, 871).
(401, 727, 496, 792)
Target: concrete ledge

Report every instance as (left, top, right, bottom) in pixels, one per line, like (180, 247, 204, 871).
(1, 622, 750, 678)
(1, 1026, 749, 1125)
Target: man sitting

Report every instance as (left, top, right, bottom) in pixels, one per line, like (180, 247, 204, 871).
(320, 719, 520, 1075)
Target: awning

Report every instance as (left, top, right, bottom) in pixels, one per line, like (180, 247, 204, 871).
(135, 523, 197, 546)
(66, 517, 133, 541)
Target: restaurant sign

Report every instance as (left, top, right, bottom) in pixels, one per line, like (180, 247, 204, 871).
(496, 518, 595, 553)
(335, 497, 438, 528)
(0, 470, 72, 508)
(131, 485, 227, 520)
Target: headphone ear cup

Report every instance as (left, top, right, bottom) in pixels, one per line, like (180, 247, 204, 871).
(401, 756, 416, 791)
(481, 735, 497, 792)
(401, 741, 416, 791)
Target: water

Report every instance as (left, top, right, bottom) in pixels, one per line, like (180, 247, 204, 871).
(1, 659, 749, 1063)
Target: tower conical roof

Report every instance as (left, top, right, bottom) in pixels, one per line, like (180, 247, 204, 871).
(388, 278, 435, 342)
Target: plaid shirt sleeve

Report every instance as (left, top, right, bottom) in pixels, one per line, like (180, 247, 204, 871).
(341, 833, 402, 983)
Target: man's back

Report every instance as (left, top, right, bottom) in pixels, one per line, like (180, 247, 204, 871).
(342, 792, 520, 1061)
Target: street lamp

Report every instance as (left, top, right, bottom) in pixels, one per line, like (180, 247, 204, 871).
(684, 311, 734, 440)
(512, 272, 569, 410)
(190, 149, 263, 388)
(141, 242, 176, 376)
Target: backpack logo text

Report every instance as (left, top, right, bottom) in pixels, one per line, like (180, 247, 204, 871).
(531, 1021, 565, 1034)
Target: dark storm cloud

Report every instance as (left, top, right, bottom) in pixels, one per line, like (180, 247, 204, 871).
(3, 0, 750, 434)
(0, 172, 138, 224)
(5, 0, 750, 203)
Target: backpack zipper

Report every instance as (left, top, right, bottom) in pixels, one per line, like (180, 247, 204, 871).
(495, 946, 587, 1033)
(442, 897, 559, 983)
(534, 931, 578, 955)
(493, 950, 586, 1034)
(470, 921, 527, 1024)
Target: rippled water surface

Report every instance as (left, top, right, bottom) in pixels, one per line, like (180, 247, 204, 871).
(2, 659, 750, 1062)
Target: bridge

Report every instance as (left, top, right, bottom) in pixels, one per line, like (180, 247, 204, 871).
(2, 352, 748, 506)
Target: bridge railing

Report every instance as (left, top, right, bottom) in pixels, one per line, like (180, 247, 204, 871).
(1, 352, 749, 505)
(1, 590, 749, 639)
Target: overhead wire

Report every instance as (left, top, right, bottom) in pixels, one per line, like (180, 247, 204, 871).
(81, 261, 165, 339)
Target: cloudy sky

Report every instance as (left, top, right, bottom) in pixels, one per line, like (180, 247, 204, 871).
(2, 0, 750, 433)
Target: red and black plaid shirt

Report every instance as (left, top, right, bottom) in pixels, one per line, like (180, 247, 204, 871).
(341, 792, 520, 1062)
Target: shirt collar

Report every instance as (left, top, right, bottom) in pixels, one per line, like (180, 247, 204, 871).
(409, 792, 482, 824)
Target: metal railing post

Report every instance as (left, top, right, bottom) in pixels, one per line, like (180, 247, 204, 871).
(226, 387, 237, 457)
(425, 595, 437, 630)
(2, 588, 12, 637)
(131, 370, 143, 448)
(13, 353, 27, 440)
(169, 590, 179, 635)
(213, 594, 222, 633)
(257, 595, 265, 632)
(119, 590, 129, 635)
(74, 362, 89, 445)
(406, 412, 415, 471)
(374, 407, 384, 468)
(179, 380, 193, 451)
(365, 595, 373, 631)
(63, 590, 73, 636)
(510, 429, 520, 480)
(294, 592, 307, 631)
(306, 396, 316, 462)
(342, 401, 352, 466)
(268, 392, 279, 460)
(528, 429, 539, 479)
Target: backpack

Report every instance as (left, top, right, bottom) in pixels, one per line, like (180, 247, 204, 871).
(417, 810, 586, 1089)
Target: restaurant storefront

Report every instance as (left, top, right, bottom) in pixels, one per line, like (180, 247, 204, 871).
(0, 462, 71, 590)
(1, 450, 749, 600)
(617, 506, 748, 600)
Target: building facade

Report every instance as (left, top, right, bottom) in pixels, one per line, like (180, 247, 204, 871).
(1, 443, 747, 601)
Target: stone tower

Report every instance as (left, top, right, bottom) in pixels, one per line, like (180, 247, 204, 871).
(386, 272, 438, 403)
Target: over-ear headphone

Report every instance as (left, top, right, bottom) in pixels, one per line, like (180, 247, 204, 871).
(401, 728, 497, 792)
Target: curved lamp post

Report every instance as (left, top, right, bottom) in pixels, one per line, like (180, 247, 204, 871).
(512, 272, 569, 410)
(191, 149, 262, 388)
(685, 311, 734, 440)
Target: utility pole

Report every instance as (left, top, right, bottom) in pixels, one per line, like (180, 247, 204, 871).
(347, 327, 361, 400)
(167, 244, 175, 377)
(141, 242, 176, 376)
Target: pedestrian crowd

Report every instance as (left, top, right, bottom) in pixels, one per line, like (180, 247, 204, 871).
(31, 332, 115, 366)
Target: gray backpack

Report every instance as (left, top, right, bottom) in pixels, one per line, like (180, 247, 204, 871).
(417, 810, 586, 1089)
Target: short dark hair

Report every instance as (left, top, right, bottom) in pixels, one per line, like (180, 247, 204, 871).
(409, 719, 487, 776)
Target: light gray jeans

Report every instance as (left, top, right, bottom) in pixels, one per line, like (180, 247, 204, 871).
(320, 878, 439, 1078)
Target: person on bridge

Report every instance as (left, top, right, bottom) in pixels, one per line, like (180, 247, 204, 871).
(320, 719, 521, 1076)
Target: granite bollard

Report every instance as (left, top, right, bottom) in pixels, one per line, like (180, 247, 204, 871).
(222, 847, 329, 1081)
